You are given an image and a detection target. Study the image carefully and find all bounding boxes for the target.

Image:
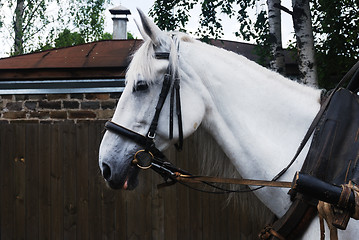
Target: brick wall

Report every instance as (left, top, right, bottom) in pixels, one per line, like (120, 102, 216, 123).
(0, 93, 121, 123)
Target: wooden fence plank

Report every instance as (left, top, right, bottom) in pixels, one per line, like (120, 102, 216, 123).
(126, 171, 152, 240)
(38, 122, 52, 240)
(77, 122, 89, 239)
(63, 123, 77, 240)
(150, 176, 164, 240)
(25, 124, 40, 239)
(175, 140, 191, 239)
(51, 124, 64, 240)
(88, 122, 104, 240)
(162, 147, 178, 240)
(14, 124, 26, 240)
(188, 133, 203, 240)
(102, 183, 116, 239)
(0, 123, 15, 240)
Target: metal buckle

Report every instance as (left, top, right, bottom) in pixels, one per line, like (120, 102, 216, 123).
(147, 131, 156, 139)
(133, 150, 154, 170)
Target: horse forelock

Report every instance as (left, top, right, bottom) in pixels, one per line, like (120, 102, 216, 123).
(126, 33, 189, 88)
(126, 41, 157, 87)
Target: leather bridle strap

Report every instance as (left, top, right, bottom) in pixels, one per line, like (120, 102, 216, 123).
(147, 73, 172, 140)
(169, 75, 183, 150)
(104, 121, 165, 159)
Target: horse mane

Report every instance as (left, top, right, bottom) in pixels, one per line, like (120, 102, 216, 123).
(183, 125, 270, 206)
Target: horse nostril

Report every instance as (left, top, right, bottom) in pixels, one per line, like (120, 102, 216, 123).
(102, 163, 111, 181)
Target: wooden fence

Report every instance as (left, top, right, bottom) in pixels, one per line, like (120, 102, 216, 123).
(0, 121, 274, 240)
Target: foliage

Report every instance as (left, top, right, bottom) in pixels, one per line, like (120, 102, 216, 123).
(312, 0, 359, 89)
(150, 0, 270, 64)
(151, 0, 359, 88)
(68, 0, 109, 42)
(149, 0, 198, 32)
(127, 32, 134, 40)
(0, 0, 111, 56)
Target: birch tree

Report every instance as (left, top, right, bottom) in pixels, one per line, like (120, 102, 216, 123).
(291, 0, 317, 86)
(267, 0, 285, 73)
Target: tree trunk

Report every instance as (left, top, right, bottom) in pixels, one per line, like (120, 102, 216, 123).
(13, 0, 25, 55)
(267, 0, 286, 74)
(292, 0, 318, 86)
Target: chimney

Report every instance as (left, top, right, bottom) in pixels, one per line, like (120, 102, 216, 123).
(109, 5, 131, 40)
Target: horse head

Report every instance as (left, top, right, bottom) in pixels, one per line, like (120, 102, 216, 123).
(99, 10, 206, 190)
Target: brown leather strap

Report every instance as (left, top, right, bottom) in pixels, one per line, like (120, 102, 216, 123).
(259, 226, 286, 240)
(174, 173, 292, 188)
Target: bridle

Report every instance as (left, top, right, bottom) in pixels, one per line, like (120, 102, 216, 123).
(105, 42, 185, 178)
(103, 39, 299, 192)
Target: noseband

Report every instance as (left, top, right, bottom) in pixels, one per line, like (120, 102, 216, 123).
(105, 49, 183, 170)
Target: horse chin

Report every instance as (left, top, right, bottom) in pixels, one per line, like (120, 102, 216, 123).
(122, 166, 140, 190)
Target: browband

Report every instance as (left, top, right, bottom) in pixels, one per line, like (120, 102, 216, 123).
(155, 52, 170, 59)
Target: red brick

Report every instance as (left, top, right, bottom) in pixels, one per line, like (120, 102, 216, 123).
(81, 101, 100, 110)
(39, 101, 61, 109)
(47, 94, 68, 101)
(50, 111, 67, 119)
(2, 111, 27, 119)
(63, 101, 79, 109)
(1, 95, 14, 100)
(101, 100, 117, 110)
(6, 102, 23, 111)
(10, 119, 39, 123)
(85, 93, 110, 100)
(96, 109, 115, 119)
(68, 110, 96, 119)
(29, 111, 50, 119)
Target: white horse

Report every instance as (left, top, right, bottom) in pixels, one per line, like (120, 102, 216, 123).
(99, 10, 359, 239)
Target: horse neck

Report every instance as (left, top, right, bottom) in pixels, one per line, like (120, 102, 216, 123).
(181, 41, 322, 215)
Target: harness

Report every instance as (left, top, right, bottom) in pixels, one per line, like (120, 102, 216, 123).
(105, 45, 186, 180)
(104, 38, 359, 239)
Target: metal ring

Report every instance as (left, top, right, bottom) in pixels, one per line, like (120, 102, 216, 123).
(133, 150, 153, 170)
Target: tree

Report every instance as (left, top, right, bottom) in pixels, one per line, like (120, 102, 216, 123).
(150, 0, 271, 60)
(150, 0, 319, 85)
(291, 0, 317, 86)
(0, 0, 111, 56)
(267, 0, 285, 73)
(312, 0, 359, 89)
(11, 0, 54, 55)
(149, 0, 288, 73)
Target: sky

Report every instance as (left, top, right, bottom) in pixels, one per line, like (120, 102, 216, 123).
(0, 0, 295, 58)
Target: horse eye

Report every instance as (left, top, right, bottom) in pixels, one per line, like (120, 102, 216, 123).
(134, 81, 149, 92)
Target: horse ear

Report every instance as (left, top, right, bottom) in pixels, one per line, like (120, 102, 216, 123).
(134, 18, 150, 42)
(137, 8, 170, 48)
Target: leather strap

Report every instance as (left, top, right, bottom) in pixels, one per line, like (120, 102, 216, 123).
(174, 78, 183, 150)
(174, 173, 292, 188)
(104, 121, 165, 159)
(148, 74, 172, 139)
